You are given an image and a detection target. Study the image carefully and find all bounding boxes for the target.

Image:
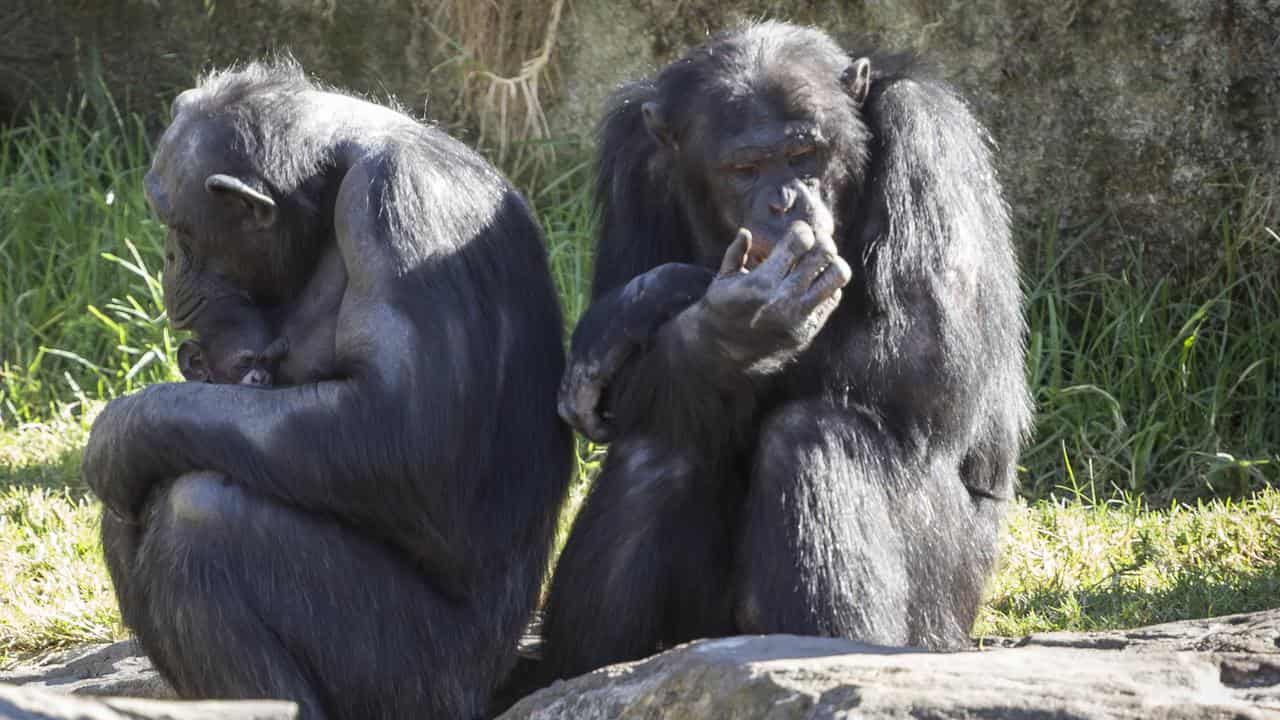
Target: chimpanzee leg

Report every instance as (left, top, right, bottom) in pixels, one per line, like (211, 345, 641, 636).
(735, 401, 986, 650)
(100, 506, 144, 629)
(541, 439, 735, 680)
(108, 471, 490, 719)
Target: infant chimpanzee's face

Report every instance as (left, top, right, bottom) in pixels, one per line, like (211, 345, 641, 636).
(177, 336, 289, 386)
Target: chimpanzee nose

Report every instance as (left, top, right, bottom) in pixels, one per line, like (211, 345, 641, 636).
(769, 186, 797, 215)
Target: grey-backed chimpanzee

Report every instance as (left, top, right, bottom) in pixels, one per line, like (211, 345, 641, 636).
(82, 60, 573, 719)
(542, 22, 1031, 679)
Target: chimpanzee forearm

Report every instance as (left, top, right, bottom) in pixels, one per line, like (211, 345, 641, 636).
(559, 263, 714, 440)
(603, 302, 769, 454)
(83, 371, 468, 594)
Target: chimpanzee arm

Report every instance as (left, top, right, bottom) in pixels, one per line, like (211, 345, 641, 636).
(82, 154, 537, 596)
(558, 263, 714, 440)
(578, 224, 850, 451)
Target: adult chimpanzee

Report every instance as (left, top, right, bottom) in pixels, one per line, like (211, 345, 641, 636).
(543, 21, 1030, 679)
(82, 60, 573, 719)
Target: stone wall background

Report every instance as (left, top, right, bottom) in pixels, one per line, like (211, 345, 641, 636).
(6, 0, 1278, 271)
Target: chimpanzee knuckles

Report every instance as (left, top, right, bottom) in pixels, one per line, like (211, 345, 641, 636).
(782, 239, 837, 293)
(557, 361, 612, 443)
(806, 255, 853, 306)
(204, 174, 278, 228)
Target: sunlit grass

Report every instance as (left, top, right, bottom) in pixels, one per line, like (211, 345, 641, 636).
(977, 487, 1280, 637)
(0, 408, 126, 665)
(0, 101, 179, 428)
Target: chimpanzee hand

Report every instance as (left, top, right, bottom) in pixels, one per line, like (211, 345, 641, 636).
(558, 262, 715, 442)
(684, 222, 851, 371)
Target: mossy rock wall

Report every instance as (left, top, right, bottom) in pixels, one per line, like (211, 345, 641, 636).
(6, 0, 1278, 270)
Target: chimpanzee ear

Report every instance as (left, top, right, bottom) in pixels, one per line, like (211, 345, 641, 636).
(641, 101, 678, 151)
(177, 340, 210, 382)
(205, 174, 277, 228)
(842, 57, 872, 107)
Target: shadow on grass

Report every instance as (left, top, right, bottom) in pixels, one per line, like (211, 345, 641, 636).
(987, 563, 1280, 633)
(0, 441, 91, 498)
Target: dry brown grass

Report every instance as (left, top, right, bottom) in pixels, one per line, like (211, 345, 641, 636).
(410, 0, 567, 171)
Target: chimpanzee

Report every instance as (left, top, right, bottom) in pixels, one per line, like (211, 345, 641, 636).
(177, 242, 348, 388)
(81, 60, 573, 719)
(175, 300, 286, 386)
(543, 21, 1031, 679)
(177, 335, 286, 386)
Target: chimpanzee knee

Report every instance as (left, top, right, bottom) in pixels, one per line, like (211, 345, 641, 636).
(737, 401, 911, 645)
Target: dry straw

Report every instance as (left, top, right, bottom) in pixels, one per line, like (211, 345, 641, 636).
(410, 0, 567, 170)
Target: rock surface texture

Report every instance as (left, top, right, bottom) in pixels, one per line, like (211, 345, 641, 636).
(0, 683, 293, 720)
(3, 610, 1277, 718)
(1, 640, 172, 700)
(500, 609, 1280, 719)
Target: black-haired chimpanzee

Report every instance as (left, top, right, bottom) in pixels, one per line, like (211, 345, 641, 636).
(543, 22, 1031, 679)
(176, 300, 285, 386)
(177, 242, 348, 389)
(82, 60, 573, 718)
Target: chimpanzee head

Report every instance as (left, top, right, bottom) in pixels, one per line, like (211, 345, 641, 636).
(173, 290, 285, 386)
(177, 331, 288, 387)
(143, 64, 326, 332)
(640, 23, 873, 265)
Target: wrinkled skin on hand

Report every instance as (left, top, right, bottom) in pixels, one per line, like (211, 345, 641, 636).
(693, 223, 850, 370)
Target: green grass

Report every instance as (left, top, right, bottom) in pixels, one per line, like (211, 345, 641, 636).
(977, 488, 1280, 637)
(0, 100, 1277, 663)
(0, 101, 180, 427)
(0, 410, 124, 664)
(1021, 184, 1280, 502)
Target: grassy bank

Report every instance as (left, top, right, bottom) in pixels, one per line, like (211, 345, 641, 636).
(0, 102, 1277, 661)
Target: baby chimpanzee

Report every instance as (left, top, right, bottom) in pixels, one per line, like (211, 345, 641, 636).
(175, 245, 346, 387)
(176, 304, 288, 386)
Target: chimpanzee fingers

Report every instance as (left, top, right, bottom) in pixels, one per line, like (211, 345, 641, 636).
(798, 254, 852, 312)
(755, 222, 815, 284)
(719, 230, 752, 277)
(557, 361, 613, 442)
(779, 245, 838, 296)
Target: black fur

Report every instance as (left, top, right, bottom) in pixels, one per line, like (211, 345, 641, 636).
(542, 22, 1030, 679)
(83, 60, 573, 719)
